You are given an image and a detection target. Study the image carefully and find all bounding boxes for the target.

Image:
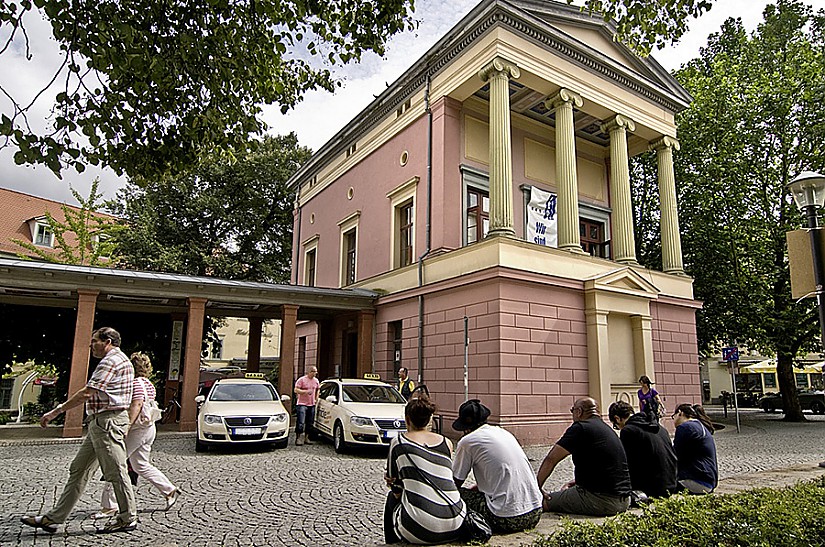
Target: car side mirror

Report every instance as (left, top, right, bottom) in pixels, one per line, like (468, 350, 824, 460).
(194, 395, 205, 404)
(326, 395, 338, 404)
(280, 394, 291, 403)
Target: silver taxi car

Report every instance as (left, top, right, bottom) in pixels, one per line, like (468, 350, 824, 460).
(314, 377, 407, 453)
(194, 374, 290, 452)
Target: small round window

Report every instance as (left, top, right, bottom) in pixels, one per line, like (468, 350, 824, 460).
(400, 151, 409, 166)
(347, 187, 354, 200)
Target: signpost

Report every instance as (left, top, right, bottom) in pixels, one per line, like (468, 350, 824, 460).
(722, 346, 741, 433)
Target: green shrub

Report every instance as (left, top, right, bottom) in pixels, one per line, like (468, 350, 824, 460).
(0, 412, 13, 425)
(534, 477, 825, 547)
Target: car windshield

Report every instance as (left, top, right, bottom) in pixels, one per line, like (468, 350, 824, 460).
(210, 383, 277, 402)
(341, 384, 405, 403)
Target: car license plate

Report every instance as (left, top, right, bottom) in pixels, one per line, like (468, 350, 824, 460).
(232, 427, 262, 436)
(383, 430, 398, 439)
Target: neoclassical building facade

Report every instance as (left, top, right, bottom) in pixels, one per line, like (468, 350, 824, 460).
(287, 0, 700, 442)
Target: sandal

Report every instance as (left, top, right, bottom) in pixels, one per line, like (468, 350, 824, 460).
(20, 515, 58, 534)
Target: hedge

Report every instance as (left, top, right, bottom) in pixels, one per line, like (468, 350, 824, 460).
(534, 477, 825, 547)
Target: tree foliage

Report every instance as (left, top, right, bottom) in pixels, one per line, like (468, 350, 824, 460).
(110, 133, 309, 283)
(632, 0, 825, 420)
(0, 0, 416, 181)
(12, 178, 122, 265)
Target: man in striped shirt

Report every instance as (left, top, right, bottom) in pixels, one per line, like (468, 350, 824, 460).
(21, 327, 138, 535)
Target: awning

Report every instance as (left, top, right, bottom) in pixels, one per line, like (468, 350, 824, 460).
(741, 359, 823, 374)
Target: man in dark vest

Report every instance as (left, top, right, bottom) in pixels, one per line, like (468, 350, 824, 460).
(397, 367, 415, 399)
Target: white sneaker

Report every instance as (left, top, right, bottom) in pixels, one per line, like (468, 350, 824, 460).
(92, 508, 117, 520)
(165, 489, 179, 511)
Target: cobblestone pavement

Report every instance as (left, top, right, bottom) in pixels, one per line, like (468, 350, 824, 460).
(1, 407, 824, 546)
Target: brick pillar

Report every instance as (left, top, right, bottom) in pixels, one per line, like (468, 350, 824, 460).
(279, 304, 299, 412)
(179, 297, 206, 432)
(63, 289, 99, 437)
(357, 309, 375, 378)
(246, 317, 263, 372)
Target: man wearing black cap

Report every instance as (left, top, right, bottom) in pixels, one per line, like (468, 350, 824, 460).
(451, 399, 543, 533)
(537, 397, 631, 516)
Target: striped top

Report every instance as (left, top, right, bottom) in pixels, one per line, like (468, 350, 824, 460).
(85, 347, 134, 415)
(387, 434, 465, 545)
(133, 376, 157, 402)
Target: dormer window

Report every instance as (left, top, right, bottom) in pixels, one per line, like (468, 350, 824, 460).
(34, 222, 53, 247)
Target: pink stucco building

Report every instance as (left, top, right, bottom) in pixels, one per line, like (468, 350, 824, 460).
(287, 0, 700, 443)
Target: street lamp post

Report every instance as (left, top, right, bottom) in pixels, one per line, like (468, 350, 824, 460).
(787, 171, 825, 351)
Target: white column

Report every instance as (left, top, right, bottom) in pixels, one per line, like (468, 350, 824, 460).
(651, 136, 685, 275)
(601, 114, 637, 264)
(546, 89, 584, 252)
(478, 57, 520, 236)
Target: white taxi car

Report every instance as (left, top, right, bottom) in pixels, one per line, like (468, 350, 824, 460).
(194, 374, 290, 452)
(314, 377, 407, 453)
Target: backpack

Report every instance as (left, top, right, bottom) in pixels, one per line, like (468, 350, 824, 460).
(649, 397, 666, 421)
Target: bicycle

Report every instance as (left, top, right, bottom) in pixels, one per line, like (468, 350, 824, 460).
(161, 392, 181, 424)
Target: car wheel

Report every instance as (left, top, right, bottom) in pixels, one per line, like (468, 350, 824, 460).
(334, 422, 348, 454)
(195, 436, 208, 453)
(761, 401, 774, 413)
(812, 401, 825, 415)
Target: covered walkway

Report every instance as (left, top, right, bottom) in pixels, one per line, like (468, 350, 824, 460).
(0, 258, 377, 436)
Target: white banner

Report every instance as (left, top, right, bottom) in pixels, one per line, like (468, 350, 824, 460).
(527, 186, 558, 247)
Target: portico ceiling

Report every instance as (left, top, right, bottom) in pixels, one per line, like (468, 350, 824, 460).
(0, 258, 377, 321)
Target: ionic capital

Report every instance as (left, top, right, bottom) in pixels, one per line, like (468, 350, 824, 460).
(601, 114, 636, 134)
(650, 135, 681, 152)
(478, 57, 520, 82)
(545, 88, 583, 110)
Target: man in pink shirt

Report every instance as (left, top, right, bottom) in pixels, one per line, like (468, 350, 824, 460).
(294, 366, 320, 446)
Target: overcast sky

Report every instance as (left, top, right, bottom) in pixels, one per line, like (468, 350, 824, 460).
(0, 0, 810, 206)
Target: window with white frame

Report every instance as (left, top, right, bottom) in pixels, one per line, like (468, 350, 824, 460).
(461, 166, 490, 245)
(302, 235, 319, 287)
(34, 223, 53, 247)
(387, 177, 418, 269)
(338, 211, 360, 287)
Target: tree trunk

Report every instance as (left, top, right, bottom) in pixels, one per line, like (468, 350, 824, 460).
(776, 353, 805, 421)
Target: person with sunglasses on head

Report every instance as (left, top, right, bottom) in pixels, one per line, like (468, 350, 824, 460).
(537, 397, 631, 516)
(672, 403, 718, 494)
(608, 400, 678, 499)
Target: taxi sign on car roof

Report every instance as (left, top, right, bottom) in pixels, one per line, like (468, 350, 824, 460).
(363, 373, 381, 380)
(245, 372, 266, 379)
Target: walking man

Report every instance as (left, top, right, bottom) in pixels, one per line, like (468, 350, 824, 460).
(294, 365, 320, 446)
(21, 327, 138, 534)
(397, 367, 415, 400)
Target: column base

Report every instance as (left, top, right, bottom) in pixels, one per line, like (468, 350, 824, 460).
(62, 425, 83, 438)
(486, 228, 516, 238)
(559, 244, 587, 254)
(616, 258, 640, 266)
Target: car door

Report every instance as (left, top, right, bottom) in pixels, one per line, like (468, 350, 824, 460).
(314, 382, 337, 435)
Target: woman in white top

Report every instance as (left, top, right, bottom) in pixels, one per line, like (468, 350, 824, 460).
(95, 352, 178, 518)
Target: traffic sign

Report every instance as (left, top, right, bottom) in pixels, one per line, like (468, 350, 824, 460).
(722, 347, 740, 362)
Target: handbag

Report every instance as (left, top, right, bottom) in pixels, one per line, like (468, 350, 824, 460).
(137, 399, 163, 426)
(403, 441, 492, 543)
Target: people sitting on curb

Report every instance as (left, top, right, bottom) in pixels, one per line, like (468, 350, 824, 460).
(537, 397, 631, 516)
(451, 399, 543, 534)
(673, 403, 718, 494)
(608, 400, 678, 499)
(384, 394, 464, 545)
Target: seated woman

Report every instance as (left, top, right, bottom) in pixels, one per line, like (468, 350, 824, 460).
(384, 395, 465, 545)
(672, 403, 718, 494)
(608, 401, 677, 498)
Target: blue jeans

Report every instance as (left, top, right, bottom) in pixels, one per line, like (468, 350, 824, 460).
(295, 404, 315, 434)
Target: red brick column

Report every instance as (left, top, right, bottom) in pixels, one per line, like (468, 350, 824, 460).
(63, 289, 99, 438)
(179, 297, 206, 432)
(246, 317, 263, 372)
(278, 304, 299, 412)
(357, 309, 375, 379)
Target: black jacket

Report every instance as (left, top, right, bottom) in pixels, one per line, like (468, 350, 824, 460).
(619, 413, 678, 497)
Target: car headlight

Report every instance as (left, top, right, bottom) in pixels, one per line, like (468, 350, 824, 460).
(204, 414, 223, 425)
(269, 413, 288, 424)
(350, 416, 373, 427)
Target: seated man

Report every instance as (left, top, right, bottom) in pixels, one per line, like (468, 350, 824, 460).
(537, 397, 631, 516)
(608, 401, 678, 499)
(452, 399, 543, 534)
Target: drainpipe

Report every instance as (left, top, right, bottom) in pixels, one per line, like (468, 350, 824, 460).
(417, 75, 433, 385)
(292, 189, 302, 285)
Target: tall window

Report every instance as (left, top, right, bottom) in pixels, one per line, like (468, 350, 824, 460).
(580, 219, 607, 258)
(390, 321, 403, 376)
(344, 229, 357, 285)
(298, 336, 307, 371)
(398, 201, 413, 267)
(305, 249, 316, 287)
(466, 188, 489, 244)
(34, 224, 53, 247)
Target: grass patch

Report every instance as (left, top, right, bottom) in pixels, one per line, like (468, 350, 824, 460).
(534, 477, 825, 547)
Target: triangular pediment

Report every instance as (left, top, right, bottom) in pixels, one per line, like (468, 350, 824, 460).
(584, 267, 660, 299)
